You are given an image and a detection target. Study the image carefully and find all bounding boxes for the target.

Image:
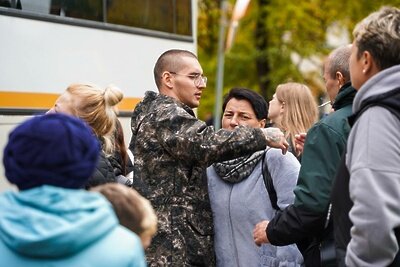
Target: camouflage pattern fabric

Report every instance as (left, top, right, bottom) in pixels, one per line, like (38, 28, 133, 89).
(129, 91, 267, 266)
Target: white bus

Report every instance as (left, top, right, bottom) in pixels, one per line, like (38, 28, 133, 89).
(0, 0, 197, 191)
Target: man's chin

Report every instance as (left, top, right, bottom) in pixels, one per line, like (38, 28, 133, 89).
(191, 101, 200, 109)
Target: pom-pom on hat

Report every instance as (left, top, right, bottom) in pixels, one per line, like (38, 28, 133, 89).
(3, 113, 100, 190)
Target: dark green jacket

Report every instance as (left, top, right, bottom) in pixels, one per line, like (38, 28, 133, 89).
(294, 83, 355, 213)
(267, 83, 356, 265)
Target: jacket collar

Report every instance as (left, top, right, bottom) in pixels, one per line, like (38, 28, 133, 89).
(332, 82, 357, 111)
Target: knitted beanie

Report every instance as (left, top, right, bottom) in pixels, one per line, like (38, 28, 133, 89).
(3, 113, 100, 190)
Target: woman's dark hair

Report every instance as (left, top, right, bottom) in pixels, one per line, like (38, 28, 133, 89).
(114, 119, 128, 175)
(222, 87, 268, 121)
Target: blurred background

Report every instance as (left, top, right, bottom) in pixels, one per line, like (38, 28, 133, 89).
(196, 0, 400, 124)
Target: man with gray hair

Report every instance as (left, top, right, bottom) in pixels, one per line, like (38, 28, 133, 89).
(253, 44, 356, 266)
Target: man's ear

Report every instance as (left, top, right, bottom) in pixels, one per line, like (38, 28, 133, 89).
(361, 50, 374, 74)
(336, 71, 345, 87)
(162, 71, 174, 89)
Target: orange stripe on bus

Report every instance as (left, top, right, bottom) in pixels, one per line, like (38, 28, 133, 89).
(0, 92, 141, 112)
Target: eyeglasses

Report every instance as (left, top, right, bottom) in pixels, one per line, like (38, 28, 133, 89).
(169, 72, 207, 87)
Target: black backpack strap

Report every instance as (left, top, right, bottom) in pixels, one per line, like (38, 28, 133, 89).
(262, 150, 280, 210)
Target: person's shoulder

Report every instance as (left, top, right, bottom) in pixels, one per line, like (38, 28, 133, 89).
(311, 108, 351, 136)
(266, 148, 299, 165)
(86, 152, 116, 188)
(81, 225, 146, 266)
(356, 106, 400, 138)
(320, 106, 350, 125)
(110, 225, 143, 245)
(266, 148, 283, 158)
(133, 91, 171, 115)
(147, 93, 190, 117)
(103, 226, 146, 261)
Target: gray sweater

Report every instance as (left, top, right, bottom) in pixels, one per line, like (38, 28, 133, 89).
(346, 65, 400, 266)
(207, 148, 304, 267)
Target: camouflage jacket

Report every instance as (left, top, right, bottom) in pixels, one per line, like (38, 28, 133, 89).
(129, 91, 267, 266)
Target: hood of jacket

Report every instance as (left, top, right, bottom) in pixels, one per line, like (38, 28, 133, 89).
(129, 90, 196, 151)
(353, 65, 400, 113)
(0, 185, 117, 258)
(129, 91, 157, 151)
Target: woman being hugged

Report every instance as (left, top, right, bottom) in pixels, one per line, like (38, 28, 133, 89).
(268, 83, 318, 160)
(207, 87, 304, 267)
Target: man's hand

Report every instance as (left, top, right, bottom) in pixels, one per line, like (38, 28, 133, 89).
(253, 220, 270, 246)
(261, 128, 288, 154)
(294, 132, 307, 155)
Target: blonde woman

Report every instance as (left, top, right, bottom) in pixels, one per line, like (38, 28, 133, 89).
(48, 83, 124, 188)
(268, 83, 318, 159)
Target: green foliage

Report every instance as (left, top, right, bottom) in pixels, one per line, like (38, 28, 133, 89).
(197, 0, 400, 120)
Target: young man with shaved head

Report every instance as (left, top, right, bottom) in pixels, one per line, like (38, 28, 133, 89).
(129, 49, 288, 266)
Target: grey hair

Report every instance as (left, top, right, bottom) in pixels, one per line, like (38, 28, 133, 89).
(328, 44, 352, 83)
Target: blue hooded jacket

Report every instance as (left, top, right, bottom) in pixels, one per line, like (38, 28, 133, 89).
(0, 185, 146, 266)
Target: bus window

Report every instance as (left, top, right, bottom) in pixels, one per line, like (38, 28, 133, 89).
(1, 0, 192, 36)
(175, 0, 192, 35)
(106, 0, 192, 36)
(50, 0, 103, 22)
(0, 0, 103, 22)
(0, 0, 20, 9)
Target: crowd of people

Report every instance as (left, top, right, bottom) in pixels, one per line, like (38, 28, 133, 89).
(0, 5, 399, 267)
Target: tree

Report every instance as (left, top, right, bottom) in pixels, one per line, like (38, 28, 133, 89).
(197, 0, 400, 120)
(254, 0, 270, 99)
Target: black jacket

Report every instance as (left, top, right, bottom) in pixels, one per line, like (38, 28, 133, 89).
(85, 151, 116, 189)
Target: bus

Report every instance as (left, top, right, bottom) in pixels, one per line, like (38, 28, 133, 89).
(0, 0, 197, 191)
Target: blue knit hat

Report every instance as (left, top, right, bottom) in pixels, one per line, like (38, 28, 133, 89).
(3, 113, 100, 190)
